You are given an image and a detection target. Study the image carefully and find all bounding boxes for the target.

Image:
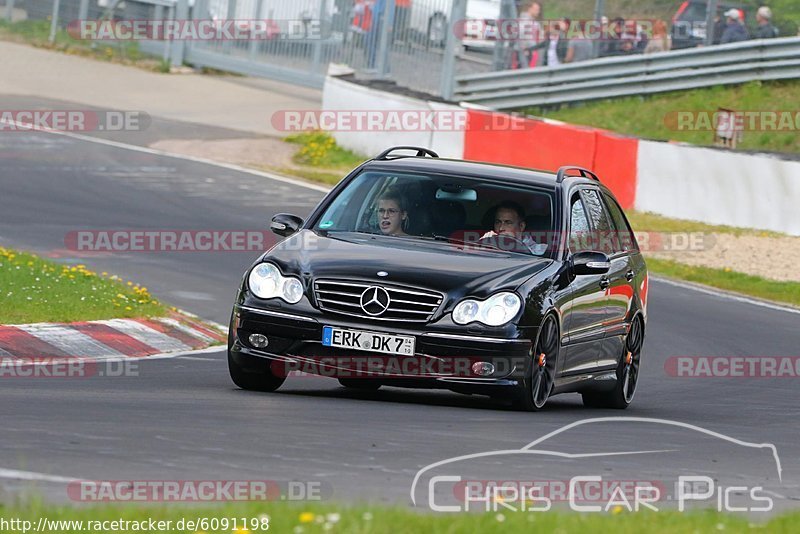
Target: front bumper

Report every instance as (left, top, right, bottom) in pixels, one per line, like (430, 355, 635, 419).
(230, 304, 533, 393)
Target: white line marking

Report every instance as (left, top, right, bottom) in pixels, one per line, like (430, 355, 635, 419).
(15, 324, 124, 358)
(651, 276, 800, 316)
(98, 319, 191, 352)
(0, 119, 331, 193)
(176, 356, 222, 362)
(0, 468, 78, 484)
(0, 345, 223, 367)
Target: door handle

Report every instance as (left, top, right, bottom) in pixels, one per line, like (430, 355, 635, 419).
(625, 269, 635, 282)
(599, 277, 610, 290)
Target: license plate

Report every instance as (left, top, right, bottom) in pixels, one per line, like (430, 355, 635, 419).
(322, 326, 415, 356)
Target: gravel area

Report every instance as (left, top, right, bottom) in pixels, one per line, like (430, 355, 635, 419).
(150, 138, 298, 170)
(647, 233, 800, 282)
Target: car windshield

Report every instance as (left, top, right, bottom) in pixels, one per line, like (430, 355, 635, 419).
(312, 170, 557, 257)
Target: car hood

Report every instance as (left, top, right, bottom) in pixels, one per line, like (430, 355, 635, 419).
(261, 230, 552, 298)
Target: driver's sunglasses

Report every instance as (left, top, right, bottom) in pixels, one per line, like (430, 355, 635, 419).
(378, 208, 400, 216)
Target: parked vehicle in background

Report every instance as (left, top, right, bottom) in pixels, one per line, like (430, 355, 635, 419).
(670, 0, 751, 49)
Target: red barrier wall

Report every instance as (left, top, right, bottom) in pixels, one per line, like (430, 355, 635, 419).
(463, 109, 638, 209)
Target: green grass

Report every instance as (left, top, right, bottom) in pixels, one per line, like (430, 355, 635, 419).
(2, 500, 799, 533)
(524, 81, 800, 155)
(285, 131, 364, 172)
(0, 19, 163, 69)
(0, 246, 167, 324)
(645, 257, 800, 308)
(625, 211, 784, 238)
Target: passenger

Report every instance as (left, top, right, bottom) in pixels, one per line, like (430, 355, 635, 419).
(376, 191, 409, 237)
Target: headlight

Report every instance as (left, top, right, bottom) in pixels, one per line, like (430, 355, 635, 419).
(248, 262, 304, 304)
(452, 292, 522, 326)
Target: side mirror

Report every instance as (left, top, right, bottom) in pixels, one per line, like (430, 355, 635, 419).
(270, 213, 304, 237)
(571, 251, 611, 275)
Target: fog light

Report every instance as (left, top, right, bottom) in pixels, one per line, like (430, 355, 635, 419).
(471, 361, 495, 376)
(249, 334, 269, 348)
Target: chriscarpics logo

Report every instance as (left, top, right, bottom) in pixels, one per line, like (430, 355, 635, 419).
(411, 418, 784, 514)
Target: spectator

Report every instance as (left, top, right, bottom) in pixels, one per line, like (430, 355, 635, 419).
(644, 20, 671, 54)
(599, 17, 625, 56)
(754, 6, 779, 39)
(528, 19, 570, 66)
(565, 21, 595, 62)
(720, 9, 749, 44)
(518, 1, 543, 69)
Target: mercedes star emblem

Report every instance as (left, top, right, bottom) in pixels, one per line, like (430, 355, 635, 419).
(360, 286, 391, 316)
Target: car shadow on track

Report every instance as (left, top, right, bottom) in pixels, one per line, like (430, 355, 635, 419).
(252, 385, 587, 412)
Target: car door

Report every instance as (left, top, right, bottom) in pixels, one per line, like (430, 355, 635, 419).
(596, 191, 641, 368)
(580, 188, 635, 369)
(560, 191, 608, 376)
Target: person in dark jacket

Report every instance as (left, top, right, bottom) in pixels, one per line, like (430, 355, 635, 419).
(754, 6, 779, 39)
(527, 19, 570, 66)
(720, 9, 749, 43)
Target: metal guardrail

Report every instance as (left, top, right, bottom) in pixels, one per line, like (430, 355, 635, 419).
(454, 37, 800, 109)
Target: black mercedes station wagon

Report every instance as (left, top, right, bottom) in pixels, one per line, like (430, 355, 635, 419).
(228, 146, 648, 411)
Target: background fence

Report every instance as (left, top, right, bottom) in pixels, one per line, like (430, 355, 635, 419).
(3, 0, 500, 97)
(5, 0, 800, 103)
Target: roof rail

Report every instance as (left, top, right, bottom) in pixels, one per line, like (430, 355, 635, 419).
(556, 166, 600, 184)
(375, 146, 439, 160)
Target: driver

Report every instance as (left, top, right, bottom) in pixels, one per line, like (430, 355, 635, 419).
(376, 190, 410, 237)
(481, 201, 539, 253)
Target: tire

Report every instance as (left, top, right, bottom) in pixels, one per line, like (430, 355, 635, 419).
(338, 378, 381, 391)
(227, 318, 285, 392)
(582, 316, 644, 409)
(512, 315, 559, 411)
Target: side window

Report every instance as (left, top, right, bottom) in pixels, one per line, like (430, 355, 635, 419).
(569, 194, 592, 253)
(580, 189, 615, 255)
(602, 193, 639, 253)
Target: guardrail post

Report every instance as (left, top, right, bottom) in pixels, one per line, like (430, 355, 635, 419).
(593, 0, 605, 58)
(248, 0, 263, 59)
(5, 0, 15, 22)
(491, 0, 517, 71)
(374, 0, 395, 76)
(48, 0, 61, 43)
(705, 0, 718, 46)
(440, 0, 466, 99)
(170, 0, 189, 67)
(310, 0, 326, 73)
(78, 0, 89, 22)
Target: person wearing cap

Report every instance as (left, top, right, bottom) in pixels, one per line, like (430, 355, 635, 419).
(720, 8, 749, 44)
(755, 6, 779, 39)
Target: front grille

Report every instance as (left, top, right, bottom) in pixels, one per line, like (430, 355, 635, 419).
(313, 279, 443, 323)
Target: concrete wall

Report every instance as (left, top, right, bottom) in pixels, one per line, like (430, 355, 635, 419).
(636, 141, 800, 236)
(322, 76, 465, 159)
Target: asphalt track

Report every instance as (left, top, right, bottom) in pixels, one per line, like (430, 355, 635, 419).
(1, 113, 799, 514)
